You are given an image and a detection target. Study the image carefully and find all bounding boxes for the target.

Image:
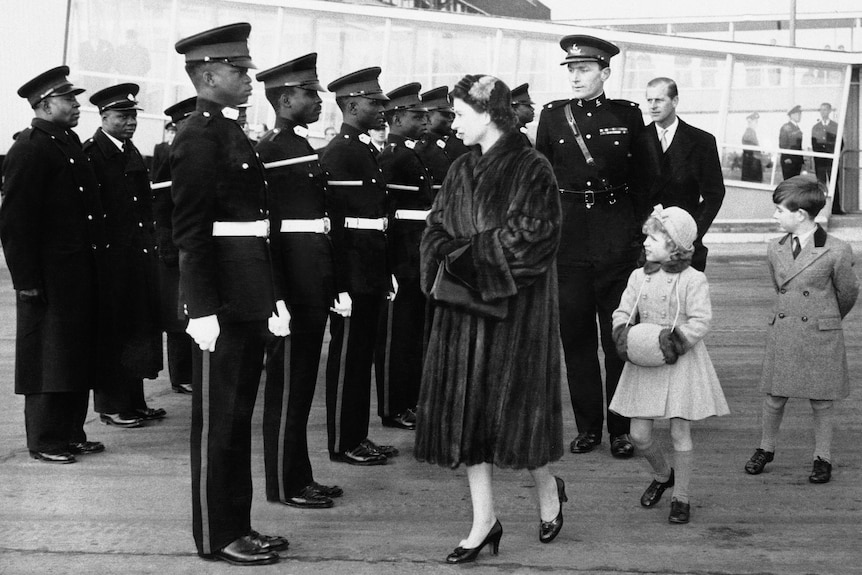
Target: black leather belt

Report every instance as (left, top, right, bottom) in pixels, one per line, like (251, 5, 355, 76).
(559, 184, 628, 208)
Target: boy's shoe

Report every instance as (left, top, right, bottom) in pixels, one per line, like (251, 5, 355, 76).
(809, 457, 832, 484)
(668, 499, 690, 524)
(744, 448, 774, 475)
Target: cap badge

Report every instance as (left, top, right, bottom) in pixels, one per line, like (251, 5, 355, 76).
(569, 44, 582, 56)
(127, 94, 134, 101)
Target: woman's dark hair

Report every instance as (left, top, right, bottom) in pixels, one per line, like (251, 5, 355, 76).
(449, 74, 516, 132)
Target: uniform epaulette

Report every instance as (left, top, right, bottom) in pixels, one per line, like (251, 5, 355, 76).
(609, 98, 640, 108)
(543, 99, 571, 111)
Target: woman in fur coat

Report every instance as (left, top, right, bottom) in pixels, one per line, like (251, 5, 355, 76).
(415, 75, 564, 564)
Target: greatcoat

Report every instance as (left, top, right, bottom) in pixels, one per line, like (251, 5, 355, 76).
(415, 131, 563, 470)
(760, 226, 858, 399)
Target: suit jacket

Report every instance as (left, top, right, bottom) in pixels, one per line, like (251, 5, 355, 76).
(648, 119, 725, 248)
(760, 226, 859, 399)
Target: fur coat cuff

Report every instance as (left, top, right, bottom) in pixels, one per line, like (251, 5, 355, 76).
(612, 323, 631, 362)
(659, 327, 689, 364)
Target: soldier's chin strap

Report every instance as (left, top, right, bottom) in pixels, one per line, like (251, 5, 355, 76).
(563, 102, 596, 167)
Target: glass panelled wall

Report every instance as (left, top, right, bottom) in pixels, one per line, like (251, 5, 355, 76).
(67, 0, 852, 207)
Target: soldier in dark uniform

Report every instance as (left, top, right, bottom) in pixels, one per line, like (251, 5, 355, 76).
(536, 35, 658, 459)
(511, 82, 535, 147)
(151, 121, 176, 178)
(254, 53, 343, 508)
(152, 96, 196, 395)
(319, 67, 398, 466)
(172, 23, 290, 566)
(779, 105, 804, 180)
(0, 66, 106, 463)
(415, 85, 471, 189)
(811, 102, 842, 213)
(84, 84, 165, 429)
(374, 83, 433, 431)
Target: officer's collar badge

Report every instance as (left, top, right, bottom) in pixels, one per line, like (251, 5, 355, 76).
(293, 125, 309, 138)
(221, 106, 240, 120)
(358, 133, 372, 145)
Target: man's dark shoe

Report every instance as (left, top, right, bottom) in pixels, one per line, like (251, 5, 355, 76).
(809, 457, 832, 484)
(570, 432, 601, 454)
(744, 448, 774, 475)
(247, 530, 289, 553)
(68, 441, 105, 455)
(172, 383, 193, 394)
(330, 443, 388, 466)
(610, 435, 635, 458)
(29, 451, 76, 464)
(201, 535, 279, 565)
(362, 438, 399, 457)
(311, 481, 343, 498)
(640, 469, 675, 507)
(99, 413, 143, 428)
(668, 499, 690, 524)
(133, 407, 167, 421)
(382, 410, 416, 430)
(281, 486, 334, 509)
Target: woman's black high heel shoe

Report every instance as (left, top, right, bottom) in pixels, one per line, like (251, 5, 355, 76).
(445, 519, 503, 564)
(539, 476, 567, 543)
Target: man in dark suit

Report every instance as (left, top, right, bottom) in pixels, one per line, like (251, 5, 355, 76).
(645, 77, 725, 272)
(375, 82, 433, 432)
(319, 67, 398, 466)
(150, 121, 176, 181)
(511, 82, 535, 147)
(0, 66, 107, 464)
(536, 35, 659, 459)
(254, 53, 343, 509)
(811, 102, 843, 214)
(172, 22, 290, 566)
(84, 83, 164, 429)
(779, 105, 804, 180)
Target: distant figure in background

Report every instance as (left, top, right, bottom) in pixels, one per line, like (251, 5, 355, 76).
(323, 125, 336, 142)
(811, 102, 843, 214)
(510, 82, 535, 148)
(741, 112, 763, 183)
(779, 105, 803, 180)
(151, 121, 177, 182)
(115, 29, 151, 78)
(369, 123, 388, 155)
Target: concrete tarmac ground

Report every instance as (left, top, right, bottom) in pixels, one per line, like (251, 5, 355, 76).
(1, 242, 861, 575)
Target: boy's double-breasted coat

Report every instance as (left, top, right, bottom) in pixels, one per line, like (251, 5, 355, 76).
(760, 226, 859, 399)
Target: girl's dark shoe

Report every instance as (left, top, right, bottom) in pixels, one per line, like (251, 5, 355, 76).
(445, 520, 502, 564)
(640, 469, 675, 507)
(744, 448, 774, 475)
(668, 499, 690, 524)
(809, 457, 832, 484)
(539, 476, 567, 543)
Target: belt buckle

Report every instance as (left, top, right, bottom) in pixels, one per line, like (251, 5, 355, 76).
(381, 217, 389, 232)
(584, 191, 595, 209)
(322, 216, 331, 234)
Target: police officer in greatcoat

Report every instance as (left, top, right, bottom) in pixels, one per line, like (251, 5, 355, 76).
(152, 96, 196, 395)
(511, 82, 536, 148)
(375, 82, 434, 431)
(0, 66, 107, 463)
(536, 35, 659, 459)
(319, 67, 399, 466)
(415, 86, 469, 189)
(254, 53, 343, 508)
(84, 83, 165, 429)
(172, 23, 290, 566)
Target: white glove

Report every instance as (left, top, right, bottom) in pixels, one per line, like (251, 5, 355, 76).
(187, 314, 220, 352)
(268, 300, 291, 337)
(388, 274, 399, 301)
(330, 291, 353, 317)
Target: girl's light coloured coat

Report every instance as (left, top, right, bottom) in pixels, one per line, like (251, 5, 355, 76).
(609, 265, 729, 420)
(760, 227, 859, 399)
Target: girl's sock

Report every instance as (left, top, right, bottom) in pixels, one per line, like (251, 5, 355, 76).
(811, 399, 834, 463)
(760, 397, 786, 452)
(637, 438, 671, 483)
(671, 449, 693, 503)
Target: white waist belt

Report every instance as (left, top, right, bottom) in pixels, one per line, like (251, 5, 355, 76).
(394, 209, 430, 221)
(344, 217, 388, 231)
(280, 217, 330, 234)
(212, 220, 269, 237)
(432, 184, 442, 190)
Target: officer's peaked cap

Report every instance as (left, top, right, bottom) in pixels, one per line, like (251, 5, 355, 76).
(559, 35, 620, 67)
(421, 86, 452, 112)
(511, 83, 534, 105)
(164, 96, 197, 125)
(89, 83, 142, 113)
(788, 104, 802, 115)
(18, 66, 85, 108)
(175, 22, 257, 69)
(327, 67, 389, 101)
(256, 53, 325, 92)
(385, 82, 427, 112)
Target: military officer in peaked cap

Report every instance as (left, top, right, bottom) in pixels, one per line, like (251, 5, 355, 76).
(414, 86, 466, 190)
(511, 82, 535, 147)
(319, 67, 400, 466)
(172, 22, 290, 566)
(779, 104, 804, 180)
(254, 53, 343, 509)
(536, 35, 659, 460)
(374, 82, 433, 432)
(152, 96, 196, 396)
(84, 84, 165, 430)
(0, 66, 107, 463)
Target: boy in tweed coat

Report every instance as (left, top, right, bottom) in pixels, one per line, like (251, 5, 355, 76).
(745, 175, 858, 483)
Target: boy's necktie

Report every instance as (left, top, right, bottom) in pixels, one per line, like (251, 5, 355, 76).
(792, 236, 801, 259)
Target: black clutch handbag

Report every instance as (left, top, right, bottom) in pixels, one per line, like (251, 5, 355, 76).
(430, 244, 509, 320)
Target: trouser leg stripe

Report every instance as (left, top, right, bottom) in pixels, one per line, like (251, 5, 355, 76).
(333, 317, 350, 453)
(200, 350, 212, 555)
(277, 337, 290, 502)
(383, 299, 394, 417)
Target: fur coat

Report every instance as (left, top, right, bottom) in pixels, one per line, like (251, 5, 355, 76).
(414, 131, 563, 469)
